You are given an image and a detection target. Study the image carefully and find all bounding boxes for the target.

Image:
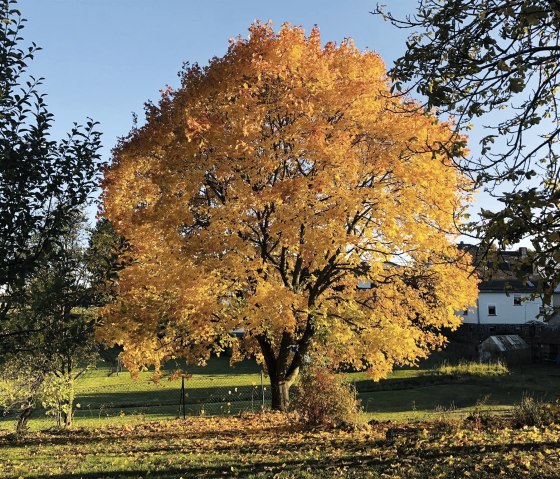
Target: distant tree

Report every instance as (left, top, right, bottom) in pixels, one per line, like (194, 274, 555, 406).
(0, 0, 102, 351)
(374, 0, 560, 292)
(100, 23, 479, 411)
(86, 218, 128, 370)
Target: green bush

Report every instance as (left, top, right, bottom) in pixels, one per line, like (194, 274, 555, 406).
(293, 365, 365, 428)
(433, 360, 509, 377)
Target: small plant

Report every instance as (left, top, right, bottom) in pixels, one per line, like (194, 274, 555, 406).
(434, 360, 509, 377)
(293, 364, 365, 429)
(512, 394, 559, 427)
(432, 402, 460, 432)
(465, 395, 493, 428)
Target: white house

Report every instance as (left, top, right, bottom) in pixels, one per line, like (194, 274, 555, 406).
(461, 279, 544, 326)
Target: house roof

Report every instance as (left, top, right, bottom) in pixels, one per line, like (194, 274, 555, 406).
(480, 335, 529, 351)
(458, 243, 535, 279)
(479, 279, 537, 293)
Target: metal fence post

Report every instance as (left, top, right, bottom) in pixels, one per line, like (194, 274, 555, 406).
(180, 376, 186, 419)
(260, 369, 265, 409)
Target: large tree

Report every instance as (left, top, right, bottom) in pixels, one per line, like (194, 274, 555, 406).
(0, 0, 102, 351)
(375, 1, 560, 292)
(99, 23, 478, 410)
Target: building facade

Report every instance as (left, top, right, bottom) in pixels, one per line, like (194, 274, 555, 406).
(459, 245, 546, 326)
(462, 280, 543, 326)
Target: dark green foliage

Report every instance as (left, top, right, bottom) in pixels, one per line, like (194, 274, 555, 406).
(375, 1, 560, 294)
(86, 218, 128, 307)
(0, 0, 102, 351)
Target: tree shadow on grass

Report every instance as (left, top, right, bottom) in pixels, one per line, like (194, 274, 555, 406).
(77, 382, 265, 407)
(18, 439, 560, 479)
(0, 422, 298, 448)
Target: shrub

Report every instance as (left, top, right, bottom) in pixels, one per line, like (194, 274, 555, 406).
(432, 402, 461, 432)
(293, 365, 365, 428)
(434, 360, 509, 377)
(464, 395, 495, 429)
(512, 394, 560, 427)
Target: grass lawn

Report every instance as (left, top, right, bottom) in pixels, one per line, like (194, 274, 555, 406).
(3, 359, 560, 477)
(0, 357, 270, 430)
(2, 357, 560, 430)
(2, 413, 560, 478)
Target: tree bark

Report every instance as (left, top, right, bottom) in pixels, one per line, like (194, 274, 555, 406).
(16, 403, 34, 433)
(257, 333, 303, 412)
(62, 363, 75, 428)
(270, 380, 291, 411)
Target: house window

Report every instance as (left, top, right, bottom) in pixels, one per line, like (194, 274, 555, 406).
(514, 295, 522, 306)
(462, 309, 469, 316)
(488, 305, 497, 316)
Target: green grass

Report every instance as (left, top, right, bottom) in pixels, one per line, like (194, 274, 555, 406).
(359, 364, 560, 422)
(3, 359, 560, 477)
(3, 357, 560, 431)
(1, 356, 270, 430)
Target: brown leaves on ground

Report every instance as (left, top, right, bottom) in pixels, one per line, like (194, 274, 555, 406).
(2, 412, 560, 478)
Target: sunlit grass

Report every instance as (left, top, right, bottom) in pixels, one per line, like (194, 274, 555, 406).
(433, 360, 509, 377)
(2, 358, 559, 433)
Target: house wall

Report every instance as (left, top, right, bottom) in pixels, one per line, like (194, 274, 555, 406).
(550, 292, 560, 324)
(461, 292, 543, 325)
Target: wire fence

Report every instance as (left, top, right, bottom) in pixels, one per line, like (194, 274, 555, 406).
(177, 370, 272, 417)
(0, 358, 275, 429)
(75, 358, 275, 421)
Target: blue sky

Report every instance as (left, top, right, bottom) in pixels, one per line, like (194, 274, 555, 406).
(19, 0, 412, 153)
(17, 0, 508, 244)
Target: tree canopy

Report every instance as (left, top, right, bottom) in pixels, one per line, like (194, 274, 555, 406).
(375, 0, 560, 290)
(99, 22, 478, 410)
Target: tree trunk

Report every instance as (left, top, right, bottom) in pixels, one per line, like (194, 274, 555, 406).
(261, 347, 300, 412)
(258, 334, 297, 412)
(270, 379, 291, 411)
(16, 403, 34, 433)
(62, 365, 75, 428)
(257, 327, 312, 412)
(62, 400, 73, 427)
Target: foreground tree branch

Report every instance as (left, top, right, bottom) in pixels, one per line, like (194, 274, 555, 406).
(374, 0, 560, 294)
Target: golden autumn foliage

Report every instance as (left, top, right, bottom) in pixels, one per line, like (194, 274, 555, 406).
(99, 22, 479, 409)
